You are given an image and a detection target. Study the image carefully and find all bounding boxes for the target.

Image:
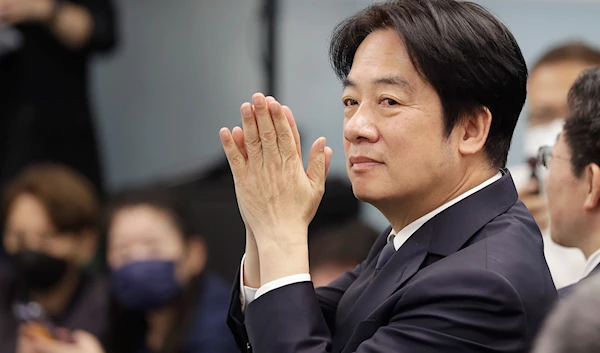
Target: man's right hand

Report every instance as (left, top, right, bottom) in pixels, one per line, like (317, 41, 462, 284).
(232, 97, 305, 289)
(519, 178, 550, 231)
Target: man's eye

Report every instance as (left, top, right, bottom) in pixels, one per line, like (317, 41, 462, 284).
(343, 99, 358, 107)
(381, 98, 400, 106)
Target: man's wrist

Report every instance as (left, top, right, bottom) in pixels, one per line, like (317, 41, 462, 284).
(257, 236, 309, 285)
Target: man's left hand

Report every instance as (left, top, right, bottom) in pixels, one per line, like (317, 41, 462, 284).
(0, 0, 54, 25)
(219, 93, 333, 283)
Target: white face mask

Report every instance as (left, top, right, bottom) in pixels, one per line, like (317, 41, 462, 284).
(524, 119, 565, 159)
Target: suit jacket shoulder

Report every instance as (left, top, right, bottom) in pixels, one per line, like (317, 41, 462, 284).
(229, 172, 558, 353)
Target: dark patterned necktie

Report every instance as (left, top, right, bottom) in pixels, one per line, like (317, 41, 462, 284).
(374, 237, 396, 277)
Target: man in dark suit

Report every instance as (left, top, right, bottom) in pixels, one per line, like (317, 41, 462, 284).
(219, 1, 557, 352)
(533, 271, 600, 353)
(538, 68, 600, 299)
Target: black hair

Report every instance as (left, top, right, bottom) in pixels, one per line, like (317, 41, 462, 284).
(309, 220, 378, 269)
(104, 186, 192, 238)
(563, 68, 600, 177)
(329, 0, 527, 168)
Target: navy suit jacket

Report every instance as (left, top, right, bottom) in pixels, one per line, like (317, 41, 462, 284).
(558, 264, 600, 299)
(227, 172, 557, 353)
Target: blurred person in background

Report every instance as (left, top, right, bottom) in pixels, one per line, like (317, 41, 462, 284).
(28, 188, 238, 353)
(532, 273, 600, 353)
(0, 164, 107, 353)
(537, 68, 600, 298)
(165, 156, 361, 284)
(0, 0, 118, 197)
(309, 220, 378, 288)
(104, 188, 236, 353)
(512, 42, 600, 288)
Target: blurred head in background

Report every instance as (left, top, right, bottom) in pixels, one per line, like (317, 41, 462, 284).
(544, 68, 600, 258)
(525, 42, 600, 158)
(2, 163, 100, 296)
(105, 188, 237, 353)
(105, 188, 206, 312)
(309, 220, 378, 287)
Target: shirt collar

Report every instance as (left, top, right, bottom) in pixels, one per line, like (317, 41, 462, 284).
(581, 248, 600, 280)
(389, 172, 503, 250)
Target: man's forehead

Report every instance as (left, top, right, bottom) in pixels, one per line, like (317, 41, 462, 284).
(343, 74, 413, 90)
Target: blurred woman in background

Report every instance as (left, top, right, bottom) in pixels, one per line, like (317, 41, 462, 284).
(22, 187, 237, 353)
(0, 164, 108, 353)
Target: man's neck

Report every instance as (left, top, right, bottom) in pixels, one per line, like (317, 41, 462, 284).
(578, 224, 600, 259)
(383, 166, 497, 233)
(29, 267, 80, 317)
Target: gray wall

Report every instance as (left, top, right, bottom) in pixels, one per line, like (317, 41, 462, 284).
(92, 0, 264, 188)
(91, 0, 600, 228)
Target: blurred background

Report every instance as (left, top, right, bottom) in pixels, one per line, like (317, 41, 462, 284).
(0, 1, 600, 352)
(92, 0, 600, 226)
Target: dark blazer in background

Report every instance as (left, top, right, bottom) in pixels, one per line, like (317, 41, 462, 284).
(109, 273, 237, 353)
(227, 172, 558, 353)
(558, 264, 600, 298)
(0, 266, 110, 353)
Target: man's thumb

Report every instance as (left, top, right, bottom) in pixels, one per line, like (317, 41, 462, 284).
(306, 137, 327, 187)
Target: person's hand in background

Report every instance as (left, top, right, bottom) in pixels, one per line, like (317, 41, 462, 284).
(18, 327, 104, 353)
(0, 0, 54, 25)
(519, 178, 550, 231)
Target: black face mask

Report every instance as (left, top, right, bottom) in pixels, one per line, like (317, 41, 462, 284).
(11, 251, 69, 291)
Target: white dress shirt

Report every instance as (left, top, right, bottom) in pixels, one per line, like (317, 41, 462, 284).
(580, 248, 600, 280)
(240, 172, 502, 310)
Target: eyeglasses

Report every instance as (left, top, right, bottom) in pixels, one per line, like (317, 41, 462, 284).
(537, 145, 570, 170)
(537, 146, 552, 170)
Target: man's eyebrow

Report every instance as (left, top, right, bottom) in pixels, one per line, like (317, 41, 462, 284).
(373, 75, 413, 91)
(342, 78, 356, 88)
(342, 75, 413, 92)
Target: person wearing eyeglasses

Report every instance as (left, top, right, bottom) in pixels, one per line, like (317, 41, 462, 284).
(538, 67, 600, 298)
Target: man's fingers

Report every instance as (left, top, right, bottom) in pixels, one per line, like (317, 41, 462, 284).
(265, 96, 276, 105)
(241, 102, 262, 161)
(232, 126, 247, 159)
(325, 146, 333, 178)
(282, 105, 302, 158)
(220, 128, 247, 175)
(252, 93, 279, 161)
(269, 101, 296, 161)
(307, 137, 328, 191)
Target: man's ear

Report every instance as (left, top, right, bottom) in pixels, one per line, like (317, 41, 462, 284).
(75, 228, 99, 266)
(457, 107, 492, 157)
(584, 163, 600, 211)
(184, 236, 207, 278)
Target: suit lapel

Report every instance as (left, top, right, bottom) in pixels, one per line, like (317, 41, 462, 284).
(334, 171, 520, 350)
(334, 221, 434, 349)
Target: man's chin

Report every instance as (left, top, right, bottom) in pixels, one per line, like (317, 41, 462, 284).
(351, 185, 381, 205)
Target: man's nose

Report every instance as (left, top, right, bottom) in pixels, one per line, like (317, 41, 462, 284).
(344, 105, 378, 144)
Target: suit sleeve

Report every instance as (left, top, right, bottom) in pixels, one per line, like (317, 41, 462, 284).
(244, 268, 527, 353)
(227, 263, 363, 352)
(314, 263, 363, 332)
